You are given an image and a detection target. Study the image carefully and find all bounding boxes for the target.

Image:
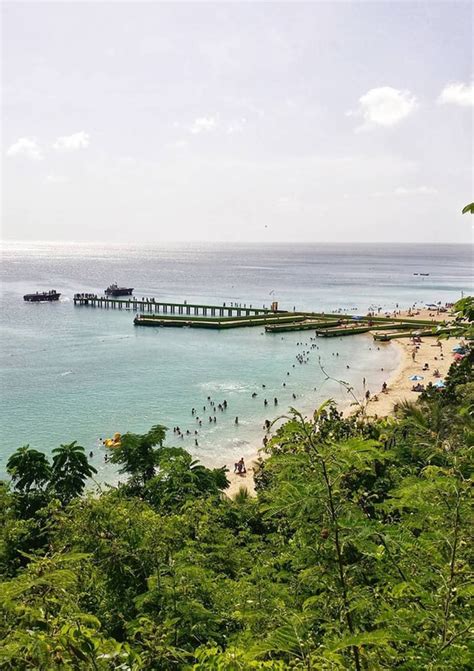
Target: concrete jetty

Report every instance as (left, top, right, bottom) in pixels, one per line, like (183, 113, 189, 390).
(134, 313, 305, 329)
(73, 293, 456, 339)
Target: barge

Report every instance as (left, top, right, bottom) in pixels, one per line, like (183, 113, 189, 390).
(24, 290, 61, 302)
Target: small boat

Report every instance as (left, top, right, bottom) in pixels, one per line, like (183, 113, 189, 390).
(103, 432, 121, 448)
(24, 290, 61, 302)
(105, 283, 134, 297)
(420, 273, 430, 276)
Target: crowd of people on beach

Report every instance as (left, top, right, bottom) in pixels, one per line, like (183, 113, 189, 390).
(410, 338, 445, 392)
(366, 301, 452, 320)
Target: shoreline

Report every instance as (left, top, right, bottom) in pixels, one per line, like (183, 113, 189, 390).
(364, 335, 456, 418)
(225, 308, 461, 498)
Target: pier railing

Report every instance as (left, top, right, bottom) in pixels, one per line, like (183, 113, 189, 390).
(73, 294, 275, 317)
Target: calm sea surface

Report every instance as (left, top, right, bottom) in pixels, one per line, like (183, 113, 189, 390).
(1, 242, 472, 481)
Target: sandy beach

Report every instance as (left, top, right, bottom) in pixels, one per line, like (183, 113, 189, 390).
(226, 461, 259, 497)
(225, 307, 461, 498)
(365, 335, 457, 418)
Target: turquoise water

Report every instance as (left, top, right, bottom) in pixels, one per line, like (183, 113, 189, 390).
(1, 242, 471, 480)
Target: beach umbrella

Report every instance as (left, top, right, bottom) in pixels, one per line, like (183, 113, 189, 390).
(409, 374, 424, 381)
(452, 345, 465, 353)
(453, 353, 465, 361)
(433, 380, 446, 388)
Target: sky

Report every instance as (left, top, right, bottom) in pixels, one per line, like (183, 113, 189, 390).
(2, 1, 473, 243)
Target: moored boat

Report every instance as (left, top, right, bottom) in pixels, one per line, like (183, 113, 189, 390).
(24, 290, 61, 302)
(105, 283, 134, 297)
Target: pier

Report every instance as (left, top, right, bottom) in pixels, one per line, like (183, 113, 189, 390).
(134, 313, 305, 329)
(73, 294, 275, 317)
(72, 292, 457, 339)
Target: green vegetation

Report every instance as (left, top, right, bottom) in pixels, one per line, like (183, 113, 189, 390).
(1, 311, 472, 669)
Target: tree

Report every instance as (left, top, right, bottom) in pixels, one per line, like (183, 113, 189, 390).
(0, 552, 136, 669)
(453, 295, 474, 322)
(258, 405, 397, 670)
(6, 445, 50, 494)
(6, 446, 52, 518)
(50, 441, 97, 504)
(144, 447, 229, 511)
(461, 202, 474, 214)
(109, 424, 167, 486)
(451, 295, 474, 341)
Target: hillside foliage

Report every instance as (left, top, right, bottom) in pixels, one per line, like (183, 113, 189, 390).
(0, 344, 472, 669)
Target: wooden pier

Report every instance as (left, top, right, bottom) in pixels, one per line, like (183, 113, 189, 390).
(73, 294, 274, 317)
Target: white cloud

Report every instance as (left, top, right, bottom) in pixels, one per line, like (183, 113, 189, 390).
(349, 87, 418, 130)
(189, 116, 217, 134)
(45, 174, 68, 184)
(53, 131, 90, 151)
(226, 118, 247, 134)
(438, 82, 474, 107)
(6, 137, 43, 160)
(394, 186, 438, 195)
(373, 186, 438, 197)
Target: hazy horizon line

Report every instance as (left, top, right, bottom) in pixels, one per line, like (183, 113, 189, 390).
(1, 238, 473, 247)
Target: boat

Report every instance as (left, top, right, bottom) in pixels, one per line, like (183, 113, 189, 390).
(105, 283, 134, 297)
(24, 290, 61, 302)
(103, 432, 121, 448)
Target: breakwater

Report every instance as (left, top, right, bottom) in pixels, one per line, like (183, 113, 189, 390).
(134, 313, 306, 329)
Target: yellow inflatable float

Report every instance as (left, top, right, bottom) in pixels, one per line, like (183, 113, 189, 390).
(103, 432, 121, 448)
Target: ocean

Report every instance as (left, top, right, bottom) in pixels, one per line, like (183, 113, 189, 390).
(0, 241, 472, 481)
